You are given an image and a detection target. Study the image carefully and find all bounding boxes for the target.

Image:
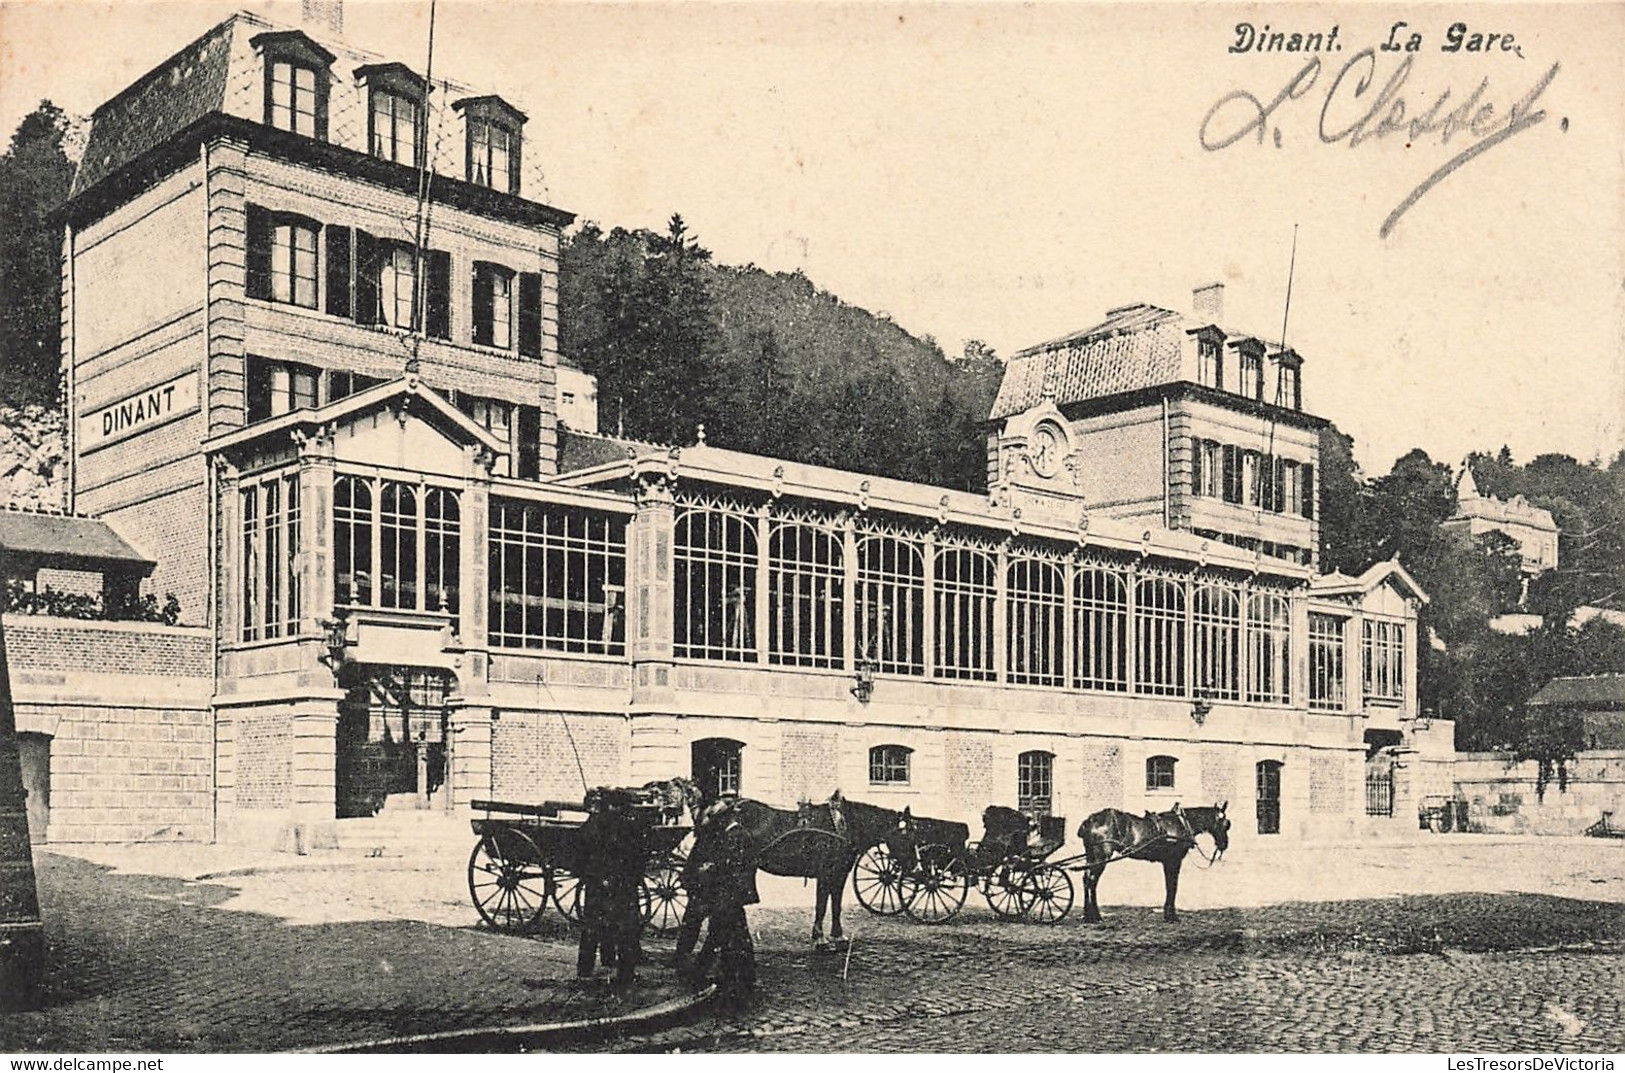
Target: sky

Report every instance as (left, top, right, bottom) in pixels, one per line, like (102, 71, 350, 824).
(1, 0, 1620, 475)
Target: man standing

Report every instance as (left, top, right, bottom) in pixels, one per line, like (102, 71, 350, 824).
(576, 789, 648, 985)
(678, 802, 758, 1006)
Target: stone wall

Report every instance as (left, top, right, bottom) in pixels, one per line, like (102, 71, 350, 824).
(1454, 750, 1625, 836)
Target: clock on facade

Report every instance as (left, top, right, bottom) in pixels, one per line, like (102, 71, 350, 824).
(1030, 423, 1065, 478)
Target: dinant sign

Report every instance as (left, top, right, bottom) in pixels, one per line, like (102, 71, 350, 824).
(79, 371, 201, 453)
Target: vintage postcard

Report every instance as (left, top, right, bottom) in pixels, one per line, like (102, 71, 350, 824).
(0, 0, 1620, 1058)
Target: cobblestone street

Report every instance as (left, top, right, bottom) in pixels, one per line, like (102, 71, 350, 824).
(2, 838, 1621, 1053)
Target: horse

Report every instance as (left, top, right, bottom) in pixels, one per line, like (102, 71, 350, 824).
(682, 790, 907, 951)
(1075, 802, 1229, 924)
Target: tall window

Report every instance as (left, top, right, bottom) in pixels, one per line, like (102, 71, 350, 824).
(1134, 575, 1186, 696)
(271, 219, 318, 308)
(269, 61, 319, 136)
(1197, 337, 1223, 389)
(1007, 555, 1065, 687)
(333, 475, 373, 606)
(1363, 620, 1405, 702)
(1247, 591, 1291, 705)
(246, 358, 319, 422)
(1242, 450, 1261, 508)
(1191, 439, 1221, 498)
(1018, 750, 1054, 817)
(378, 245, 417, 329)
(767, 520, 844, 669)
(1146, 755, 1178, 791)
(378, 483, 418, 610)
(1192, 582, 1241, 701)
(1308, 612, 1346, 711)
(469, 118, 517, 193)
(856, 530, 925, 675)
(1075, 564, 1128, 691)
(1279, 363, 1301, 409)
(869, 745, 911, 785)
(473, 262, 515, 348)
(1240, 347, 1264, 400)
(934, 543, 996, 681)
(424, 488, 460, 629)
(370, 90, 422, 166)
(693, 738, 743, 799)
(488, 498, 627, 655)
(674, 499, 758, 661)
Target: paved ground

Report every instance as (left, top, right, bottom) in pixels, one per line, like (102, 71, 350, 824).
(1, 836, 1621, 1053)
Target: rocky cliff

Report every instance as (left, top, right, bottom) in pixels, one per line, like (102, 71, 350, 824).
(0, 406, 67, 510)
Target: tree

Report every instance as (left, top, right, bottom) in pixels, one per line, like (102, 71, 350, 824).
(0, 102, 76, 408)
(1316, 423, 1366, 573)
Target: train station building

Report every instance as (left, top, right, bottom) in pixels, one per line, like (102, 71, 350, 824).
(14, 9, 1453, 849)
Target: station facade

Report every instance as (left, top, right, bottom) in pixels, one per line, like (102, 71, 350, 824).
(38, 10, 1448, 847)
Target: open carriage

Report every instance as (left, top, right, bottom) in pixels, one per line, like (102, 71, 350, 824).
(466, 790, 691, 935)
(853, 805, 1075, 925)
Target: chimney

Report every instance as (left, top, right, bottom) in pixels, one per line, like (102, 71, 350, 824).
(301, 0, 344, 36)
(1192, 282, 1224, 324)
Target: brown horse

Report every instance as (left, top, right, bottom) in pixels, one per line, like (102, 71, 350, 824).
(682, 791, 907, 951)
(1076, 802, 1229, 924)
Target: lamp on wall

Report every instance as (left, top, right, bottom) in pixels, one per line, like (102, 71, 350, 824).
(1191, 694, 1213, 726)
(319, 609, 352, 672)
(851, 659, 876, 705)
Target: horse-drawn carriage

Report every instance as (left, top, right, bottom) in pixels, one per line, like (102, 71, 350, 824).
(466, 783, 694, 934)
(853, 805, 1076, 924)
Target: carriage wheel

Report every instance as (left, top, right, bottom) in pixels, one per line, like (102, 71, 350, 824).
(902, 844, 969, 924)
(982, 865, 1033, 921)
(467, 830, 549, 932)
(852, 845, 910, 917)
(548, 862, 584, 922)
(642, 852, 689, 934)
(1020, 864, 1074, 925)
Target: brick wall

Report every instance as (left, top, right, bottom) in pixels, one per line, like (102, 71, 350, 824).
(491, 711, 626, 800)
(780, 726, 839, 804)
(945, 732, 994, 807)
(1078, 740, 1124, 809)
(1200, 748, 1237, 803)
(1309, 753, 1348, 814)
(232, 707, 291, 810)
(3, 617, 209, 676)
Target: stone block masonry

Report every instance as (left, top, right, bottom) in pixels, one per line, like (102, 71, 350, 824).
(4, 615, 212, 842)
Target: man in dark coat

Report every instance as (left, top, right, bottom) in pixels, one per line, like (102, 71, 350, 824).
(576, 789, 649, 984)
(677, 802, 758, 1004)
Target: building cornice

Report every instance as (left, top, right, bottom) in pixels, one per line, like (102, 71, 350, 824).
(61, 112, 576, 231)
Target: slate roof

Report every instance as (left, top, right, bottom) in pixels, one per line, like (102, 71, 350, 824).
(72, 17, 238, 199)
(1527, 674, 1625, 710)
(0, 511, 155, 574)
(557, 429, 654, 473)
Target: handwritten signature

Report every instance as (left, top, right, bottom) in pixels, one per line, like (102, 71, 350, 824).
(1199, 48, 1561, 238)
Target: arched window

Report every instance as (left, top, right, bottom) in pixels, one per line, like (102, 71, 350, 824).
(378, 481, 418, 610)
(856, 530, 925, 675)
(424, 488, 460, 629)
(768, 520, 844, 669)
(935, 544, 996, 681)
(1018, 750, 1054, 817)
(1192, 582, 1241, 701)
(868, 745, 912, 785)
(333, 474, 373, 606)
(692, 738, 743, 800)
(1146, 755, 1178, 792)
(1007, 556, 1065, 687)
(1257, 760, 1283, 834)
(1075, 564, 1128, 691)
(674, 499, 758, 661)
(1135, 575, 1186, 696)
(1247, 591, 1291, 704)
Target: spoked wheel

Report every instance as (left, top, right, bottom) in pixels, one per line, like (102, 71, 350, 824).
(983, 865, 1033, 921)
(1020, 864, 1075, 925)
(642, 852, 689, 934)
(902, 844, 969, 924)
(852, 845, 910, 917)
(549, 862, 584, 922)
(468, 830, 549, 932)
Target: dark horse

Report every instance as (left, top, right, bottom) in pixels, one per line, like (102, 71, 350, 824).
(682, 791, 906, 951)
(1076, 802, 1230, 924)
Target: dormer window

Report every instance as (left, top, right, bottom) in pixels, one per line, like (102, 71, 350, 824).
(455, 96, 526, 195)
(357, 63, 428, 168)
(1233, 341, 1265, 401)
(1197, 336, 1223, 390)
(1273, 350, 1304, 410)
(253, 31, 334, 141)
